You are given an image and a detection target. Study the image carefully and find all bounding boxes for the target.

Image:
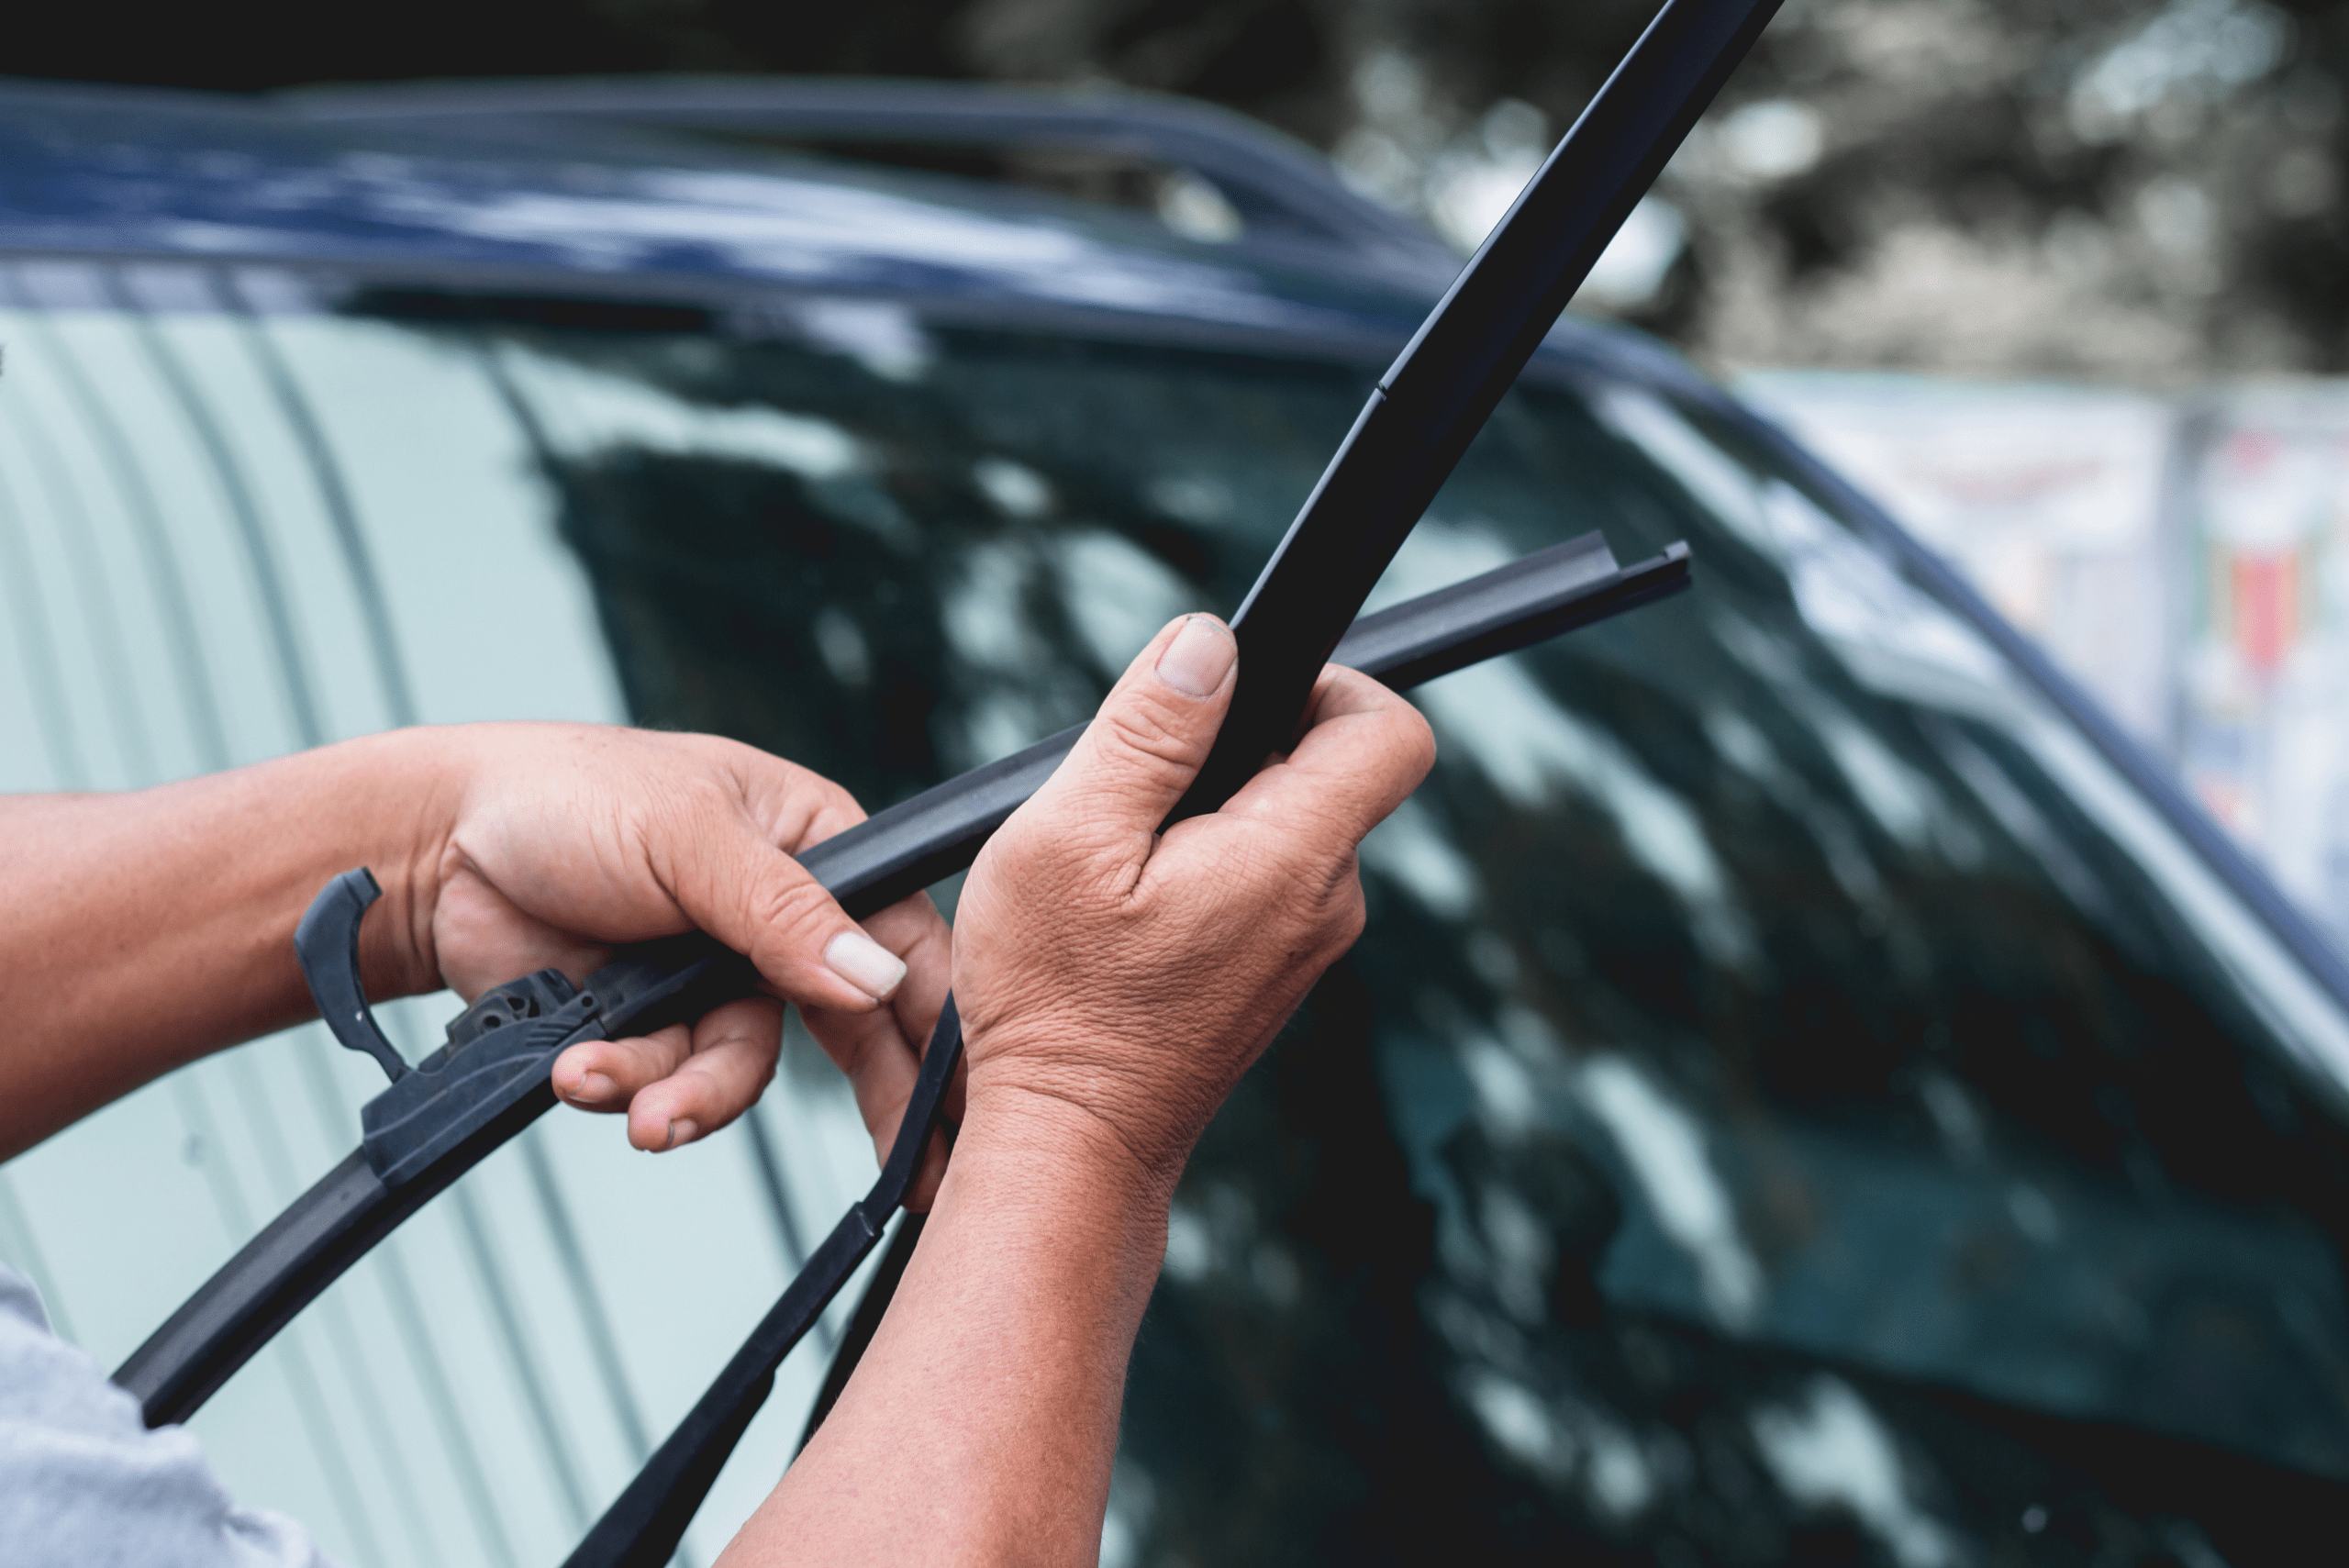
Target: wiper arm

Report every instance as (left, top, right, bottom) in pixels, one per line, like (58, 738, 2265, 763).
(1174, 0, 1781, 817)
(115, 534, 1687, 1429)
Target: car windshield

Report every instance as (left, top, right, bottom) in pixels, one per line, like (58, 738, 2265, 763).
(5, 258, 2349, 1567)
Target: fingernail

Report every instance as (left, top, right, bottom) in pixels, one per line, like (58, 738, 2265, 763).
(665, 1118, 699, 1151)
(1155, 615, 1234, 697)
(824, 929, 907, 1002)
(571, 1071, 615, 1104)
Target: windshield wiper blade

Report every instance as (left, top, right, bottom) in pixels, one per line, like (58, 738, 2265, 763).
(574, 0, 1777, 1558)
(115, 533, 1687, 1429)
(123, 2, 1773, 1551)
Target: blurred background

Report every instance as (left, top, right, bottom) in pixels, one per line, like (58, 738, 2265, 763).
(17, 0, 2349, 945)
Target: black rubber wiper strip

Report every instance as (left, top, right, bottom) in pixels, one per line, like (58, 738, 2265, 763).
(115, 534, 1687, 1429)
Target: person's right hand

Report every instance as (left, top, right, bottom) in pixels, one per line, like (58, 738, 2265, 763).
(949, 613, 1435, 1195)
(409, 725, 952, 1196)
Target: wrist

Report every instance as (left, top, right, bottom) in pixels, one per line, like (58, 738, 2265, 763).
(959, 1072, 1187, 1226)
(334, 727, 474, 1001)
(943, 1091, 1174, 1319)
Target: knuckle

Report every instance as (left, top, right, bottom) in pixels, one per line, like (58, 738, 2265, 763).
(1401, 706, 1439, 773)
(746, 873, 842, 951)
(1097, 698, 1204, 781)
(982, 806, 1126, 912)
(798, 776, 866, 840)
(659, 773, 734, 838)
(1332, 878, 1368, 947)
(696, 1046, 776, 1106)
(699, 998, 780, 1051)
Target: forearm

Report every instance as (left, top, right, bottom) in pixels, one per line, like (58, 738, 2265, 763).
(727, 1087, 1170, 1566)
(0, 732, 456, 1157)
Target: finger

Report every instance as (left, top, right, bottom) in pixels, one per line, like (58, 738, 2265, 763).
(867, 891, 952, 1066)
(802, 987, 925, 1160)
(668, 809, 912, 1017)
(623, 995, 785, 1151)
(1219, 664, 1435, 845)
(1028, 614, 1237, 845)
(798, 885, 951, 1129)
(553, 1024, 693, 1111)
(802, 995, 954, 1209)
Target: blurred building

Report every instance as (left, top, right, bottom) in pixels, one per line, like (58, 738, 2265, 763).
(1747, 372, 2349, 952)
(2182, 387, 2349, 942)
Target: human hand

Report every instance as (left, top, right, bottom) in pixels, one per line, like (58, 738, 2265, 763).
(949, 615, 1436, 1194)
(413, 725, 952, 1190)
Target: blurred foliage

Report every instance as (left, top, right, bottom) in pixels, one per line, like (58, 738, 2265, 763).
(20, 0, 2349, 377)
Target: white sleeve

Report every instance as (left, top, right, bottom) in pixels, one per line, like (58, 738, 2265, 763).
(0, 1266, 338, 1568)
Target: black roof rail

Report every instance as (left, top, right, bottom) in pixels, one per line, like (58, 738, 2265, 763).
(281, 75, 1455, 267)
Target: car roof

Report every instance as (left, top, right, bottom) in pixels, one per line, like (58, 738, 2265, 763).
(0, 74, 1704, 389)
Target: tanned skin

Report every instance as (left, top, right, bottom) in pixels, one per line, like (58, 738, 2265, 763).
(2, 613, 1434, 1563)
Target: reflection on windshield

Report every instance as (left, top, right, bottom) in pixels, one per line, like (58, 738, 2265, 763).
(1749, 1377, 1957, 1568)
(455, 303, 2349, 1561)
(1577, 1056, 1761, 1328)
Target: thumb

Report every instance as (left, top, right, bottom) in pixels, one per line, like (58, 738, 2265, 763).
(675, 809, 911, 1014)
(1036, 614, 1238, 839)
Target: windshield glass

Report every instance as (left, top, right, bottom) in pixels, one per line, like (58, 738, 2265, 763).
(6, 258, 2349, 1567)
(426, 289, 2349, 1558)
